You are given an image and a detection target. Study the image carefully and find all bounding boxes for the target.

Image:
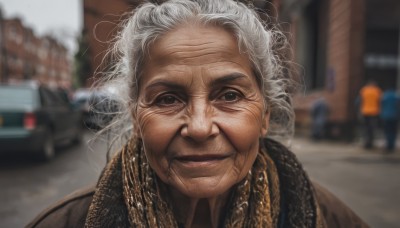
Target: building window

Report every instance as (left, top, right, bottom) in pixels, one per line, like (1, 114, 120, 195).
(8, 25, 17, 40)
(37, 65, 45, 74)
(16, 59, 23, 68)
(295, 0, 328, 91)
(364, 29, 399, 89)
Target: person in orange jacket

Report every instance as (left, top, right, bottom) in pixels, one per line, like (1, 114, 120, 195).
(358, 80, 382, 149)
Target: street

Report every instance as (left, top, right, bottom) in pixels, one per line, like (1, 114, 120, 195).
(0, 131, 399, 227)
(0, 131, 106, 228)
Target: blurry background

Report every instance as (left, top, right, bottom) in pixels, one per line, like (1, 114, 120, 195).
(0, 0, 399, 227)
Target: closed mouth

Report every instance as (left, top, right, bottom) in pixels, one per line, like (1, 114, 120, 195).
(175, 154, 230, 162)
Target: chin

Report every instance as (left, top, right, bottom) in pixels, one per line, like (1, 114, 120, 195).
(170, 176, 237, 199)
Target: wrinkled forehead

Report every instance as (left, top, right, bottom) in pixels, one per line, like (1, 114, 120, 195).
(133, 23, 265, 102)
(138, 25, 259, 87)
(145, 24, 245, 66)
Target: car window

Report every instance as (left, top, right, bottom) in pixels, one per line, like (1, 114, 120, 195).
(0, 86, 38, 108)
(40, 87, 68, 107)
(56, 89, 71, 104)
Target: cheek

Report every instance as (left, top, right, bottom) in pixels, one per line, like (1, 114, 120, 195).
(234, 140, 259, 180)
(216, 104, 264, 176)
(136, 109, 181, 174)
(218, 105, 264, 151)
(137, 110, 171, 151)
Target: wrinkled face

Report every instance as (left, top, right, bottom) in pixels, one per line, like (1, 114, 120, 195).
(135, 24, 269, 198)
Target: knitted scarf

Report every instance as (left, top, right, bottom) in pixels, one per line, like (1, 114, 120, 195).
(85, 138, 327, 228)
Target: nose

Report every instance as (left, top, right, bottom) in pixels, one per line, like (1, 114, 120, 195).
(181, 101, 219, 142)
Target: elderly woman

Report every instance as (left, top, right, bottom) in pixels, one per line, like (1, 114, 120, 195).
(28, 0, 368, 227)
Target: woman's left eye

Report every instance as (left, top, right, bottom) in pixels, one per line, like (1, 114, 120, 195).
(219, 90, 242, 102)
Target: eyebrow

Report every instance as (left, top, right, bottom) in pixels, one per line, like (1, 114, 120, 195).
(211, 73, 247, 86)
(145, 72, 248, 90)
(145, 80, 185, 91)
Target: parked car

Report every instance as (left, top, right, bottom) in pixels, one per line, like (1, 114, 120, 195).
(71, 89, 91, 126)
(72, 89, 119, 130)
(0, 83, 83, 161)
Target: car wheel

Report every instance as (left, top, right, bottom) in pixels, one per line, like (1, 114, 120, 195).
(37, 131, 55, 161)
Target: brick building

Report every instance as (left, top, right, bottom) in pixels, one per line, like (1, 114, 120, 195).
(81, 0, 400, 140)
(0, 15, 72, 88)
(82, 0, 140, 86)
(281, 0, 400, 140)
(37, 36, 71, 88)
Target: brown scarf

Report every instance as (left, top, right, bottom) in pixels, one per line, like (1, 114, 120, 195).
(85, 138, 327, 228)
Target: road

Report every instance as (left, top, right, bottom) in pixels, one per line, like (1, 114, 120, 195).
(0, 131, 106, 228)
(0, 132, 399, 227)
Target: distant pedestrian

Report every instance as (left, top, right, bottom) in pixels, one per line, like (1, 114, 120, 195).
(358, 80, 382, 149)
(380, 88, 400, 152)
(311, 98, 329, 140)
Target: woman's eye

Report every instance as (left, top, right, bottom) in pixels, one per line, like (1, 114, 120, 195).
(220, 91, 241, 102)
(156, 94, 180, 105)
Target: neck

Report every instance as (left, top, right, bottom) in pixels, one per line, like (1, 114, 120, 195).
(168, 188, 231, 228)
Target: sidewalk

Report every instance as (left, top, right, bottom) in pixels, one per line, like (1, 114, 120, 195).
(289, 135, 400, 228)
(291, 136, 400, 228)
(290, 135, 400, 158)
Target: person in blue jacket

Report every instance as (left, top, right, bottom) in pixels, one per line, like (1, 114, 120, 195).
(311, 98, 329, 140)
(380, 88, 400, 152)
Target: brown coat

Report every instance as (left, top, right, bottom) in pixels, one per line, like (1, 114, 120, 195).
(26, 182, 368, 228)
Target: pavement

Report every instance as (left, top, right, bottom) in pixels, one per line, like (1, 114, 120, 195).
(289, 135, 400, 228)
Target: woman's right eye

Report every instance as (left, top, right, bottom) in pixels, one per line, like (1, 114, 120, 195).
(155, 94, 181, 106)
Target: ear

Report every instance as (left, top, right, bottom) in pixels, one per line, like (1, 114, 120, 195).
(261, 110, 270, 137)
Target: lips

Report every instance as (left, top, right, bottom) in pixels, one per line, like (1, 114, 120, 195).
(175, 154, 230, 162)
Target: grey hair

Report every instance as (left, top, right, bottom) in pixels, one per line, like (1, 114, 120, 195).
(94, 0, 296, 155)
